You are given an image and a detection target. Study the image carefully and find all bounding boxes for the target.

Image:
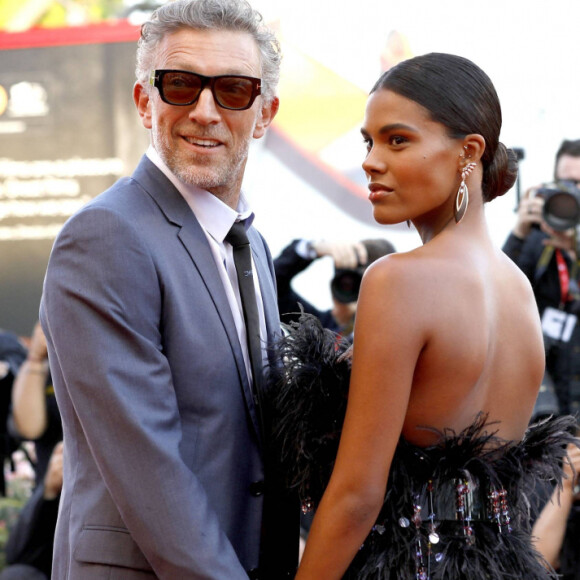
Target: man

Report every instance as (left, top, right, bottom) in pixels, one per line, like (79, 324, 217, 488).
(40, 0, 297, 578)
(503, 139, 580, 417)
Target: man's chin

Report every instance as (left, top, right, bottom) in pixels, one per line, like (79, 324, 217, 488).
(174, 167, 222, 191)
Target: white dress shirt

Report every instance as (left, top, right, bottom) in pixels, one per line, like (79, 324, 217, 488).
(146, 146, 267, 389)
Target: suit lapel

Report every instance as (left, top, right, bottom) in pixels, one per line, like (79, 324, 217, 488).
(249, 230, 281, 349)
(131, 157, 264, 448)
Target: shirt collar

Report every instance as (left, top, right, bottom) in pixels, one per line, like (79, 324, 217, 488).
(146, 145, 255, 243)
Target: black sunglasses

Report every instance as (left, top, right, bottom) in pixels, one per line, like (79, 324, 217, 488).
(150, 69, 262, 111)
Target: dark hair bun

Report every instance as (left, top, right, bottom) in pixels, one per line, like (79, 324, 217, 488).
(483, 143, 518, 202)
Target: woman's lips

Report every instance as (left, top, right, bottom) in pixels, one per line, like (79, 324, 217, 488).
(368, 183, 393, 202)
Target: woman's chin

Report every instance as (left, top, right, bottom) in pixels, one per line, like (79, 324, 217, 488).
(372, 209, 404, 226)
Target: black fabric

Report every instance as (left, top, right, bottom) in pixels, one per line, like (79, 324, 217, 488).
(267, 314, 578, 579)
(227, 222, 301, 578)
(0, 330, 27, 496)
(0, 564, 48, 580)
(226, 221, 264, 404)
(30, 377, 62, 484)
(4, 483, 59, 578)
(6, 371, 62, 485)
(273, 239, 339, 332)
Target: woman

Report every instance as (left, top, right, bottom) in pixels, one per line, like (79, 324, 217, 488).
(271, 53, 576, 579)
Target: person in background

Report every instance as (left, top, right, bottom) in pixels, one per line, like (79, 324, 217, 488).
(0, 322, 63, 579)
(503, 139, 580, 417)
(40, 0, 297, 578)
(0, 329, 27, 496)
(274, 238, 395, 337)
(9, 322, 62, 484)
(0, 442, 63, 580)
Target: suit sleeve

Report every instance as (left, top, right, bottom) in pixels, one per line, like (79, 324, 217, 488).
(41, 205, 248, 579)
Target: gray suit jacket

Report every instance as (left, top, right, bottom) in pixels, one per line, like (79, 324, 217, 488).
(40, 156, 288, 579)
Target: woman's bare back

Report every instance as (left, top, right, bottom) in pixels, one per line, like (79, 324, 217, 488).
(399, 231, 545, 445)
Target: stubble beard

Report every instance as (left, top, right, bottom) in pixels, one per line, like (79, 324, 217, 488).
(152, 131, 252, 202)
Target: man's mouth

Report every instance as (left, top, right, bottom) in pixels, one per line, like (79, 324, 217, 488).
(183, 137, 221, 148)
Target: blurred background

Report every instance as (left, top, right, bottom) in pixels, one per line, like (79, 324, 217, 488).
(1, 0, 580, 334)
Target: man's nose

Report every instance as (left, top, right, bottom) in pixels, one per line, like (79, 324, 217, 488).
(189, 87, 221, 124)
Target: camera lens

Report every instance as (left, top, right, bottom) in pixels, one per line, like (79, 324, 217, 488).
(542, 184, 580, 231)
(331, 269, 363, 304)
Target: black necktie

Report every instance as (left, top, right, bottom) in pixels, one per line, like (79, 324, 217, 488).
(225, 221, 264, 408)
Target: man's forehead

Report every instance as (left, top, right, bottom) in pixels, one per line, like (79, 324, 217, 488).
(156, 28, 262, 76)
(557, 155, 580, 179)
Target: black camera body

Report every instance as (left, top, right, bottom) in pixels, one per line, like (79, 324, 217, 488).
(537, 180, 580, 231)
(330, 268, 365, 304)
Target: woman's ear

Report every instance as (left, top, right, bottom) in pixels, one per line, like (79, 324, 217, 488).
(461, 134, 486, 166)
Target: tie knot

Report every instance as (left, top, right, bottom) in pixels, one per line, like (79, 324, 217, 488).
(225, 221, 250, 248)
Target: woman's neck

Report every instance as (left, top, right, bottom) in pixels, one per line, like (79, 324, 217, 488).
(414, 191, 486, 245)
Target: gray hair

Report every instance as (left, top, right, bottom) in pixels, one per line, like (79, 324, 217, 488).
(136, 0, 281, 105)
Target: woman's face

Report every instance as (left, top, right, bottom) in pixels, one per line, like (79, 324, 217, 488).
(361, 89, 464, 226)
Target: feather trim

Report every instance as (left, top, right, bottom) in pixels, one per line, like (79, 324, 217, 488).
(267, 313, 351, 506)
(267, 313, 579, 579)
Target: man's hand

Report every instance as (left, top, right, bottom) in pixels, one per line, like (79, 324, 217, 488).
(513, 187, 545, 239)
(311, 241, 367, 269)
(28, 321, 48, 363)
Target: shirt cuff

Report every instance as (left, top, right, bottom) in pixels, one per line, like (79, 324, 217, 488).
(295, 239, 318, 260)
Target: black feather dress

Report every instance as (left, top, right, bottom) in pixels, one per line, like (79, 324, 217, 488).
(266, 314, 578, 579)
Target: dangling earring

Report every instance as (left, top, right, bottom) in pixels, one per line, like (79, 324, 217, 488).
(454, 162, 477, 224)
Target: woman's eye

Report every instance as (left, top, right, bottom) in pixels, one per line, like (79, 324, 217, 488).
(389, 135, 407, 146)
(363, 138, 373, 151)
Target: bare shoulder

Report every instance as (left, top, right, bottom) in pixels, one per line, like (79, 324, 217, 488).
(495, 247, 537, 304)
(362, 248, 432, 293)
(359, 248, 443, 335)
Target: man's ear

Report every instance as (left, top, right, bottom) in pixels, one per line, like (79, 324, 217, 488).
(460, 134, 486, 167)
(134, 82, 153, 130)
(253, 96, 279, 139)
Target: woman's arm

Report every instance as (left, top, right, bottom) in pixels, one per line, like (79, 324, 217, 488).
(296, 255, 427, 578)
(532, 443, 580, 569)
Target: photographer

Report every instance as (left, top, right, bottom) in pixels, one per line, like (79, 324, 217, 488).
(274, 238, 396, 338)
(503, 139, 580, 417)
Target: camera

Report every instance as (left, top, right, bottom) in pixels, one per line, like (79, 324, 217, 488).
(330, 268, 364, 304)
(537, 180, 580, 231)
(328, 239, 396, 304)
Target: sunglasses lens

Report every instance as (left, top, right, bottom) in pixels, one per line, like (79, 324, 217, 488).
(161, 71, 202, 105)
(157, 71, 258, 110)
(214, 77, 256, 109)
